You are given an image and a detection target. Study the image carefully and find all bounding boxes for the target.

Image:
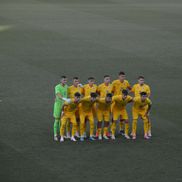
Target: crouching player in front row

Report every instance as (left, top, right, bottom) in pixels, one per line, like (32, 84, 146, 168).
(131, 92, 152, 140)
(79, 92, 98, 141)
(60, 92, 81, 142)
(96, 93, 113, 140)
(111, 90, 133, 140)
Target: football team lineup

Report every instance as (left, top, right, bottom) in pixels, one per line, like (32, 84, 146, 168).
(53, 71, 152, 142)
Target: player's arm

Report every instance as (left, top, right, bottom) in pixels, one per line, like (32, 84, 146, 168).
(127, 81, 132, 91)
(96, 85, 101, 96)
(147, 86, 151, 97)
(146, 101, 152, 116)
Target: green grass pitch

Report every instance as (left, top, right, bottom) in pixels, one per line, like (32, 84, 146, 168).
(0, 0, 182, 181)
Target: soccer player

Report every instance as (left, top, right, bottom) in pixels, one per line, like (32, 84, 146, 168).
(60, 92, 81, 142)
(131, 92, 152, 140)
(53, 76, 69, 141)
(67, 77, 84, 138)
(96, 75, 112, 137)
(83, 77, 97, 96)
(97, 75, 112, 98)
(68, 77, 84, 98)
(96, 93, 113, 140)
(79, 92, 98, 141)
(131, 76, 152, 136)
(111, 90, 133, 140)
(82, 77, 97, 138)
(112, 71, 132, 135)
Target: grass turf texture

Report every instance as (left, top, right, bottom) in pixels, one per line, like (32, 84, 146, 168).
(0, 0, 182, 181)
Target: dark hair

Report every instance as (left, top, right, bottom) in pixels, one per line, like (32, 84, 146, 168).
(90, 92, 97, 98)
(73, 77, 79, 80)
(61, 76, 67, 79)
(122, 89, 128, 96)
(106, 93, 112, 98)
(119, 71, 125, 76)
(104, 75, 110, 78)
(74, 92, 81, 97)
(138, 76, 144, 79)
(88, 77, 95, 81)
(140, 92, 147, 96)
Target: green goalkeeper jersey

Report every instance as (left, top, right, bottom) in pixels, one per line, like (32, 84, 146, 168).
(55, 84, 68, 103)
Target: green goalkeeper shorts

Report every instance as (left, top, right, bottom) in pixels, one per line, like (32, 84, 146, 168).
(53, 101, 63, 119)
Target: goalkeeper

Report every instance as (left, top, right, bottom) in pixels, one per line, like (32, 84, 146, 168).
(53, 76, 70, 141)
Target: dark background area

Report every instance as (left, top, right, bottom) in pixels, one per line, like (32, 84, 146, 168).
(0, 0, 182, 181)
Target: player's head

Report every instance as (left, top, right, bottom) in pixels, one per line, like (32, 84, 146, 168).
(73, 77, 80, 86)
(90, 92, 97, 102)
(104, 75, 111, 84)
(118, 71, 126, 81)
(122, 89, 128, 99)
(88, 77, 95, 86)
(138, 76, 145, 85)
(105, 93, 112, 102)
(60, 76, 67, 85)
(74, 92, 81, 102)
(140, 91, 148, 100)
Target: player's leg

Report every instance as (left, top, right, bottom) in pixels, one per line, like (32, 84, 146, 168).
(66, 121, 71, 139)
(141, 113, 150, 139)
(121, 109, 130, 139)
(88, 113, 95, 141)
(119, 118, 125, 136)
(60, 116, 67, 142)
(70, 115, 77, 142)
(75, 110, 80, 138)
(111, 111, 119, 140)
(148, 117, 152, 137)
(80, 113, 86, 141)
(132, 109, 139, 139)
(53, 101, 62, 141)
(103, 112, 110, 140)
(97, 111, 103, 140)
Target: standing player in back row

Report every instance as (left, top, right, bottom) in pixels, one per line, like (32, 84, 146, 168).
(112, 71, 132, 135)
(131, 76, 152, 137)
(53, 76, 69, 141)
(96, 75, 112, 137)
(67, 77, 83, 138)
(83, 77, 97, 137)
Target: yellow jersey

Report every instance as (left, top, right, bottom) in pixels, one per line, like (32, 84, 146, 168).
(79, 96, 97, 113)
(97, 98, 112, 112)
(112, 95, 133, 110)
(68, 85, 83, 98)
(132, 83, 151, 97)
(63, 99, 80, 114)
(83, 84, 97, 97)
(133, 97, 152, 110)
(112, 80, 131, 96)
(97, 83, 112, 98)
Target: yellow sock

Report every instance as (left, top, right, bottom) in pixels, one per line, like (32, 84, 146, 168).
(125, 123, 129, 136)
(97, 128, 102, 135)
(143, 119, 148, 135)
(132, 120, 137, 136)
(72, 124, 76, 137)
(148, 121, 152, 132)
(66, 121, 70, 133)
(111, 122, 116, 135)
(119, 121, 124, 131)
(103, 127, 108, 136)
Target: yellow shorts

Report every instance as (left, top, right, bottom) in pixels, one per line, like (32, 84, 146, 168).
(132, 108, 147, 120)
(61, 113, 77, 125)
(112, 109, 128, 121)
(80, 111, 94, 123)
(97, 110, 110, 122)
